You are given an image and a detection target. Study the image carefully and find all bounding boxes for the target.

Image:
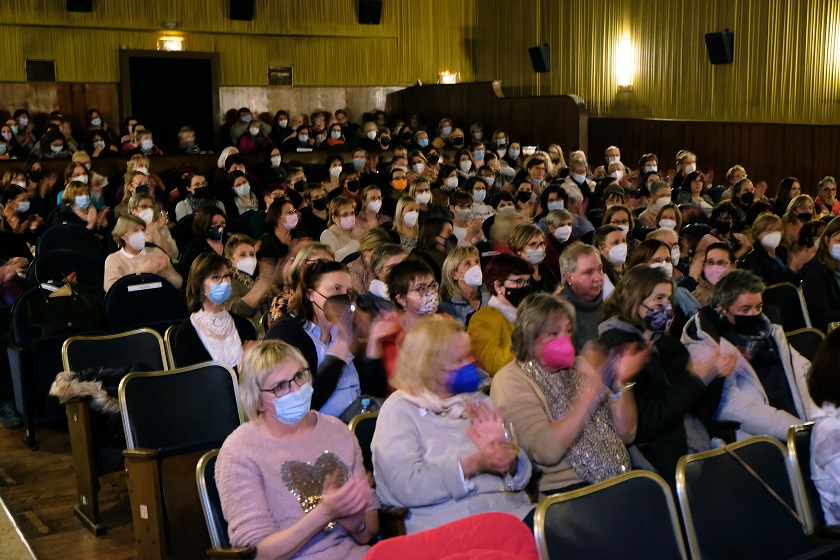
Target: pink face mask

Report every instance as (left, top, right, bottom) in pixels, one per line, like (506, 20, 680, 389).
(704, 265, 729, 285)
(1, 132, 11, 142)
(541, 334, 576, 370)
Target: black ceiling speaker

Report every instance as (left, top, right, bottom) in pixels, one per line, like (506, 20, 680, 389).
(705, 29, 734, 64)
(528, 43, 550, 73)
(358, 0, 382, 25)
(230, 0, 255, 21)
(66, 0, 92, 12)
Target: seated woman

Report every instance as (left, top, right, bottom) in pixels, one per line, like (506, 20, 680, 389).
(741, 213, 803, 285)
(216, 339, 379, 559)
(781, 195, 817, 250)
(492, 293, 643, 494)
(265, 260, 388, 420)
(347, 228, 392, 295)
(227, 170, 260, 222)
(508, 224, 559, 292)
(439, 246, 490, 324)
(172, 253, 256, 369)
(175, 173, 226, 222)
(269, 243, 336, 323)
(236, 120, 274, 155)
(357, 186, 391, 231)
(654, 203, 682, 233)
(602, 204, 639, 257)
(675, 171, 714, 214)
(1, 184, 42, 241)
(771, 177, 801, 218)
(806, 329, 840, 526)
(593, 224, 627, 298)
(694, 201, 750, 261)
(682, 269, 819, 441)
(127, 194, 178, 260)
(389, 196, 420, 249)
(104, 216, 182, 292)
(627, 239, 700, 335)
(801, 216, 840, 332)
(467, 254, 534, 376)
(179, 206, 228, 278)
(224, 234, 280, 337)
(410, 178, 449, 224)
(372, 315, 533, 534)
(413, 216, 454, 280)
(356, 244, 408, 317)
(598, 265, 736, 484)
(46, 180, 105, 230)
(320, 197, 363, 262)
(691, 242, 736, 307)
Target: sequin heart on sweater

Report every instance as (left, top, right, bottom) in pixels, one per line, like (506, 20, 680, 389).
(281, 451, 349, 515)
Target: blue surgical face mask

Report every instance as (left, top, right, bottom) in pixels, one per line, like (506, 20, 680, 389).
(330, 130, 341, 140)
(141, 139, 154, 151)
(272, 383, 314, 424)
(10, 125, 19, 135)
(91, 118, 102, 127)
(51, 144, 63, 154)
(15, 201, 30, 213)
(474, 150, 485, 161)
(75, 195, 91, 209)
(241, 115, 252, 123)
(0, 144, 6, 155)
(508, 149, 520, 158)
(353, 157, 365, 170)
(418, 137, 429, 148)
(445, 362, 481, 394)
(205, 281, 232, 305)
(572, 173, 587, 183)
(298, 134, 309, 143)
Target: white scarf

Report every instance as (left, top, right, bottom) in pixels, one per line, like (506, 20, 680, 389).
(368, 279, 389, 300)
(190, 310, 243, 367)
(488, 295, 517, 324)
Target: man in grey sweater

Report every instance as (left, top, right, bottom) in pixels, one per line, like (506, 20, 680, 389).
(559, 242, 604, 350)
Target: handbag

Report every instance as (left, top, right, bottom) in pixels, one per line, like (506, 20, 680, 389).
(27, 269, 104, 337)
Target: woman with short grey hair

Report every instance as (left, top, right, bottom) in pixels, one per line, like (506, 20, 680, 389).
(491, 292, 645, 494)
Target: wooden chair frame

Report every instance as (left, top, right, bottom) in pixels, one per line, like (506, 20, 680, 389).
(120, 362, 243, 560)
(61, 328, 168, 535)
(533, 470, 688, 560)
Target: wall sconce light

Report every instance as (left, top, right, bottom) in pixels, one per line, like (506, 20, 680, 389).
(616, 38, 634, 91)
(438, 71, 460, 84)
(158, 35, 184, 52)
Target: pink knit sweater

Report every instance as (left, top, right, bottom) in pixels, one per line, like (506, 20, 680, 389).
(215, 413, 378, 559)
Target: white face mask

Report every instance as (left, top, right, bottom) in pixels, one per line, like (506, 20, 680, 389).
(135, 166, 149, 175)
(473, 189, 486, 202)
(611, 170, 624, 181)
(553, 225, 572, 242)
(278, 119, 288, 128)
(525, 248, 546, 265)
(643, 165, 658, 173)
(73, 175, 89, 185)
(684, 163, 697, 174)
(484, 176, 496, 187)
(125, 231, 146, 251)
(236, 256, 257, 276)
(234, 183, 250, 198)
(572, 173, 587, 184)
(366, 130, 377, 140)
(670, 246, 681, 266)
(608, 243, 628, 265)
(616, 224, 630, 234)
(650, 261, 674, 278)
(403, 210, 419, 228)
(497, 205, 516, 214)
(415, 191, 432, 205)
(459, 160, 472, 172)
(137, 208, 154, 224)
(329, 165, 342, 177)
(367, 199, 382, 214)
(249, 127, 260, 136)
(446, 176, 459, 189)
(655, 196, 671, 208)
(463, 265, 483, 288)
(760, 231, 782, 250)
(658, 219, 677, 230)
(547, 200, 565, 211)
(413, 163, 426, 174)
(608, 155, 621, 165)
(271, 155, 282, 167)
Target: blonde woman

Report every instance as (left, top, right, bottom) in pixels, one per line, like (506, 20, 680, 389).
(390, 195, 420, 249)
(224, 233, 280, 337)
(216, 339, 379, 558)
(269, 242, 335, 323)
(346, 228, 392, 295)
(439, 246, 489, 323)
(47, 181, 100, 229)
(320, 197, 363, 262)
(128, 194, 178, 260)
(372, 315, 533, 534)
(104, 215, 182, 292)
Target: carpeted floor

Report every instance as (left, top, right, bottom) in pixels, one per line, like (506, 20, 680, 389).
(0, 423, 136, 560)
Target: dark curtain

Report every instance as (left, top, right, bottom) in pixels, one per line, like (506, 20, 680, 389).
(127, 57, 214, 154)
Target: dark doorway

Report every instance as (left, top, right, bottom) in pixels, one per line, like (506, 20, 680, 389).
(119, 51, 220, 154)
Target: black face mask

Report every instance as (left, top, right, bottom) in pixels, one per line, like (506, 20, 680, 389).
(207, 225, 225, 241)
(739, 192, 754, 206)
(452, 137, 464, 147)
(312, 198, 328, 212)
(28, 169, 43, 182)
(317, 292, 355, 322)
(293, 181, 306, 193)
(346, 180, 360, 193)
(428, 154, 440, 165)
(731, 313, 764, 335)
(193, 187, 210, 199)
(517, 191, 532, 204)
(504, 285, 535, 307)
(797, 212, 812, 223)
(380, 137, 391, 147)
(715, 220, 732, 234)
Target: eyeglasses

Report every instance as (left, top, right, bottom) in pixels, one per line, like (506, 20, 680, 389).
(504, 278, 531, 288)
(260, 369, 311, 398)
(208, 273, 231, 284)
(410, 281, 439, 296)
(705, 259, 731, 267)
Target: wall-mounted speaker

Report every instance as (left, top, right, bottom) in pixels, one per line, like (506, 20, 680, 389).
(230, 0, 255, 21)
(358, 0, 382, 25)
(528, 44, 551, 73)
(66, 0, 92, 12)
(705, 29, 734, 64)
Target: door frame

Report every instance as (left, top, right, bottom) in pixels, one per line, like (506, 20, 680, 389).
(118, 49, 221, 146)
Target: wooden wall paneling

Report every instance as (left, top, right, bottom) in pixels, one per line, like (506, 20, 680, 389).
(388, 82, 588, 154)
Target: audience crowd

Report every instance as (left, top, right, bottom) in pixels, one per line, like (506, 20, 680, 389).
(1, 105, 839, 557)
